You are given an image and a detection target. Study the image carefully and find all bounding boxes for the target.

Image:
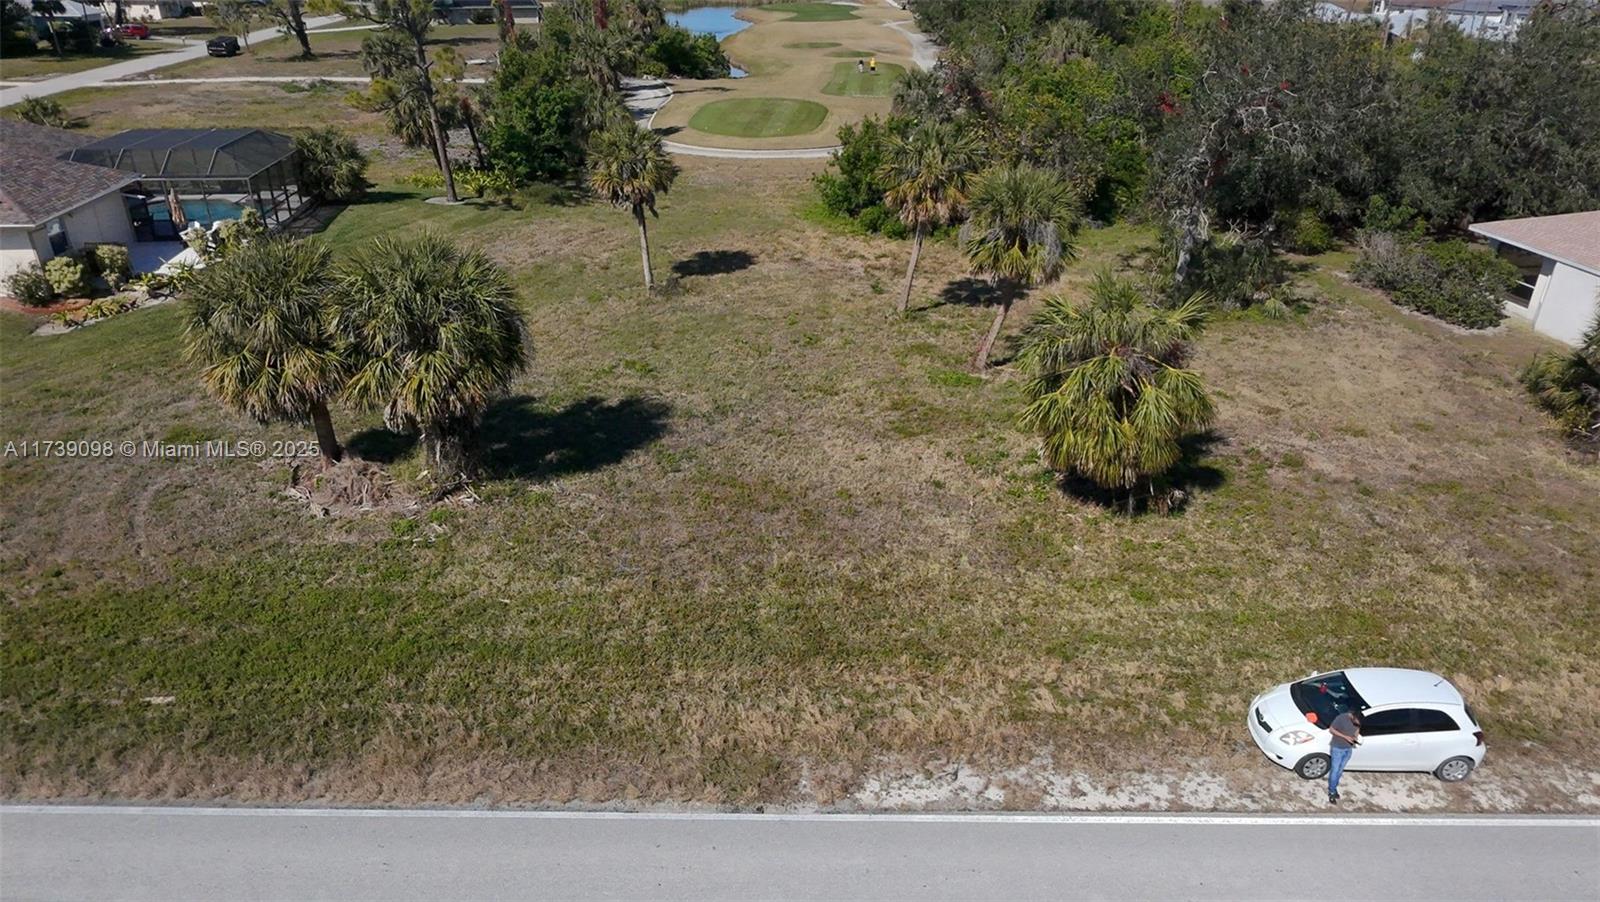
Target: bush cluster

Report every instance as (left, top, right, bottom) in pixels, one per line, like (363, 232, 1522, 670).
(645, 25, 730, 79)
(85, 243, 131, 290)
(43, 256, 90, 299)
(1354, 232, 1517, 329)
(1520, 316, 1600, 454)
(294, 128, 370, 203)
(6, 264, 54, 306)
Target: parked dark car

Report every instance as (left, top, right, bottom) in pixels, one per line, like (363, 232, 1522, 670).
(206, 35, 240, 57)
(116, 22, 151, 39)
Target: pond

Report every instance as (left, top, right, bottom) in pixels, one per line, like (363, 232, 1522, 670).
(665, 6, 750, 77)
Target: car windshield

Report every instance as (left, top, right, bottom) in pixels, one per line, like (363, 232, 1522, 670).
(1289, 672, 1369, 728)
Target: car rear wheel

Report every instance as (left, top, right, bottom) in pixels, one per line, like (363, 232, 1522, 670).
(1295, 753, 1330, 780)
(1435, 756, 1474, 782)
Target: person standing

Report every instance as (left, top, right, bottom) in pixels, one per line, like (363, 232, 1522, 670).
(1326, 709, 1362, 803)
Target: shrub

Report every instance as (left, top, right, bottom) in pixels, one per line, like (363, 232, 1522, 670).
(1282, 209, 1333, 254)
(1520, 313, 1600, 454)
(468, 8, 494, 24)
(1177, 232, 1286, 310)
(294, 128, 370, 202)
(6, 264, 54, 306)
(1354, 232, 1516, 329)
(43, 256, 90, 298)
(457, 167, 518, 202)
(11, 96, 73, 128)
(1362, 195, 1423, 237)
(813, 116, 898, 218)
(645, 25, 730, 79)
(86, 243, 131, 290)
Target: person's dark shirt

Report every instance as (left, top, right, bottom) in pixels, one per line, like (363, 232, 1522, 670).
(1329, 712, 1359, 749)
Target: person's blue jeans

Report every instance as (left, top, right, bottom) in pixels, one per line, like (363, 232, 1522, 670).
(1328, 746, 1354, 796)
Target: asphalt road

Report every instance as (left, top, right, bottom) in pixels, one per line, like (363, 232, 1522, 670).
(2, 806, 1596, 901)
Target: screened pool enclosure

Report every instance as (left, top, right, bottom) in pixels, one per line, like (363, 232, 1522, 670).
(66, 128, 306, 242)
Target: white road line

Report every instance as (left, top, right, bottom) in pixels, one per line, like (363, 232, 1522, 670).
(5, 805, 1597, 827)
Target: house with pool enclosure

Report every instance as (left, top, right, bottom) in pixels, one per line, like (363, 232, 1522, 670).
(1, 123, 307, 284)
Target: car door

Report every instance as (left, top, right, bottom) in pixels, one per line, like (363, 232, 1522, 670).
(1350, 708, 1420, 770)
(1410, 707, 1468, 768)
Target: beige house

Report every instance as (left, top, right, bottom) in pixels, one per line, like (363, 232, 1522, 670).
(1470, 210, 1600, 347)
(1, 120, 140, 286)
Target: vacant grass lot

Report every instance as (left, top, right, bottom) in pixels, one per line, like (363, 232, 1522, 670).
(0, 42, 171, 81)
(159, 23, 497, 80)
(821, 61, 905, 96)
(687, 96, 829, 137)
(2, 159, 1596, 808)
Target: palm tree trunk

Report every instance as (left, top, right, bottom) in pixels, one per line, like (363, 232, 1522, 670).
(309, 398, 342, 466)
(44, 14, 63, 58)
(415, 40, 458, 203)
(464, 101, 486, 170)
(634, 204, 654, 291)
(899, 224, 924, 315)
(971, 291, 1012, 372)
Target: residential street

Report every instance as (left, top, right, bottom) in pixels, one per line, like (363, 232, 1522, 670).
(0, 16, 344, 108)
(2, 806, 1596, 901)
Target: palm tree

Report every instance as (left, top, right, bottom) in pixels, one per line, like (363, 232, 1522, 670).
(181, 238, 347, 466)
(879, 121, 983, 315)
(337, 233, 528, 477)
(961, 163, 1079, 371)
(1017, 273, 1214, 514)
(589, 121, 679, 291)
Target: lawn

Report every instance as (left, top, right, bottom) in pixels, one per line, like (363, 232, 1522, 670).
(2, 158, 1597, 809)
(160, 23, 497, 79)
(821, 61, 905, 97)
(687, 97, 829, 137)
(0, 42, 172, 80)
(783, 41, 841, 49)
(764, 2, 859, 22)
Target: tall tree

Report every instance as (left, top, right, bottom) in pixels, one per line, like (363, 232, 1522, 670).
(213, 0, 258, 48)
(181, 238, 348, 466)
(347, 0, 459, 201)
(1017, 273, 1213, 513)
(267, 0, 314, 58)
(879, 121, 983, 315)
(588, 121, 679, 291)
(337, 233, 528, 477)
(960, 162, 1078, 371)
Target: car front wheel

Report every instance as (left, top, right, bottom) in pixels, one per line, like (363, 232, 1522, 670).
(1435, 756, 1475, 782)
(1295, 753, 1330, 780)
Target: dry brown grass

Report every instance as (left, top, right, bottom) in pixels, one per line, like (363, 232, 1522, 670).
(2, 157, 1596, 810)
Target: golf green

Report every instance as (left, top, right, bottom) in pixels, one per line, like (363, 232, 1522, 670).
(784, 41, 842, 49)
(764, 2, 858, 22)
(825, 48, 873, 58)
(688, 97, 830, 138)
(821, 60, 906, 97)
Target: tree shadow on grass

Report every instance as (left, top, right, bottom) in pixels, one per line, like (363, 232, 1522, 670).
(924, 277, 1024, 313)
(478, 395, 671, 481)
(346, 427, 417, 464)
(672, 250, 755, 278)
(1052, 431, 1228, 516)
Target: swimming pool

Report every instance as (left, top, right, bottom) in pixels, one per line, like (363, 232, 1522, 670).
(148, 198, 248, 227)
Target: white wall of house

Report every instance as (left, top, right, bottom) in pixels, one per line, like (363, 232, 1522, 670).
(0, 192, 137, 287)
(0, 229, 43, 285)
(124, 0, 192, 21)
(1526, 262, 1600, 346)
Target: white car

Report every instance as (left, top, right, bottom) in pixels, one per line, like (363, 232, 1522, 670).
(1247, 667, 1485, 783)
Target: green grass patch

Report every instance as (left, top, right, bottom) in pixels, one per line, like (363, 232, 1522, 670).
(688, 97, 828, 138)
(783, 41, 841, 49)
(764, 2, 858, 21)
(821, 61, 906, 97)
(824, 48, 873, 58)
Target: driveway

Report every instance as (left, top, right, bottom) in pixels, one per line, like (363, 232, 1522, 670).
(3, 805, 1597, 901)
(0, 16, 344, 108)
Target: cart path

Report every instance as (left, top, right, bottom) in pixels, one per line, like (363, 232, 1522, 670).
(3, 805, 1596, 901)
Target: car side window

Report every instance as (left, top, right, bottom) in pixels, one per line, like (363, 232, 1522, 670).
(1359, 709, 1415, 736)
(1414, 709, 1460, 732)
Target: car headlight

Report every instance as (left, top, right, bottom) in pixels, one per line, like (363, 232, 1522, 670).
(1278, 730, 1315, 745)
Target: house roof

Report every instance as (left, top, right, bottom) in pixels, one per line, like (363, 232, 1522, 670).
(0, 120, 139, 228)
(66, 128, 297, 179)
(1470, 210, 1600, 277)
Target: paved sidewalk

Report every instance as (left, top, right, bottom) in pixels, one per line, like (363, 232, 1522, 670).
(0, 15, 342, 108)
